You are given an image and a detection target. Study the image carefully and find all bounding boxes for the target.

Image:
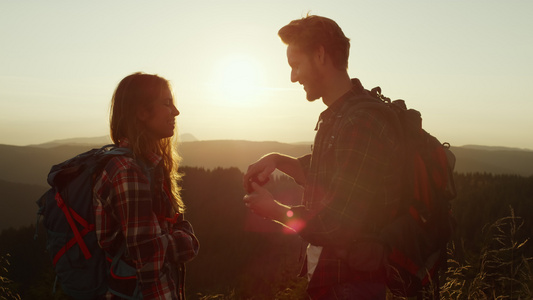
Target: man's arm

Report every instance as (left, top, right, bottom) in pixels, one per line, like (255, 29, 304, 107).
(243, 152, 307, 193)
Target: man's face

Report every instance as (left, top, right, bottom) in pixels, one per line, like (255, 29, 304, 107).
(286, 44, 323, 102)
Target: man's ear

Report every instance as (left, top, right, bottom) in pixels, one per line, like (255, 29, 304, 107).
(315, 45, 326, 65)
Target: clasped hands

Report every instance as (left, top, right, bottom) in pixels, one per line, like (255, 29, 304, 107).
(242, 155, 286, 221)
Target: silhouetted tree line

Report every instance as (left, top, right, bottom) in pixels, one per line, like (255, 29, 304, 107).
(0, 168, 532, 299)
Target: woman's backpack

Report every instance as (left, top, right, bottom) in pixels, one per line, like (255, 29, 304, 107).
(36, 145, 142, 300)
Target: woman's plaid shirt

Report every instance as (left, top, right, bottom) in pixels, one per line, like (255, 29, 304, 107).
(93, 147, 199, 299)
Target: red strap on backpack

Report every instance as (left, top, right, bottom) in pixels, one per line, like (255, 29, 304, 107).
(53, 192, 92, 265)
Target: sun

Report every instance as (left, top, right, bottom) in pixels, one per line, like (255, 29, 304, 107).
(210, 54, 265, 105)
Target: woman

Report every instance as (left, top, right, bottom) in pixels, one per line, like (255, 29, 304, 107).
(93, 72, 199, 299)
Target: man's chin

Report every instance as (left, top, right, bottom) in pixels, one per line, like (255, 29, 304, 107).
(306, 93, 320, 102)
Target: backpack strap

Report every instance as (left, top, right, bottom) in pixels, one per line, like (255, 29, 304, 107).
(351, 94, 405, 141)
(106, 243, 142, 300)
(52, 192, 93, 264)
(50, 145, 135, 265)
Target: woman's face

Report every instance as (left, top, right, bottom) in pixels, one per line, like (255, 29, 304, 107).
(138, 86, 180, 140)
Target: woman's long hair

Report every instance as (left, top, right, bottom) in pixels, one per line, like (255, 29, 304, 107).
(109, 72, 184, 212)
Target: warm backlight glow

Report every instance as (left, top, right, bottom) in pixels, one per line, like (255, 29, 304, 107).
(210, 54, 264, 106)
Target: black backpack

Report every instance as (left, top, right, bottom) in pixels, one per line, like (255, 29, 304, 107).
(36, 145, 143, 300)
(359, 87, 457, 298)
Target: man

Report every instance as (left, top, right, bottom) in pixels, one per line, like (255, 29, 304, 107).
(243, 15, 403, 299)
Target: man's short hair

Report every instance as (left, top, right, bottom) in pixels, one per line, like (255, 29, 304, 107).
(278, 15, 350, 70)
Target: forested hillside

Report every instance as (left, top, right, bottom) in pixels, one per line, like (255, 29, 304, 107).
(1, 167, 532, 299)
(1, 141, 532, 190)
(0, 180, 47, 230)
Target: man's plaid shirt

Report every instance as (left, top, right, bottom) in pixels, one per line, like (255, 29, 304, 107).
(291, 79, 403, 296)
(93, 143, 199, 299)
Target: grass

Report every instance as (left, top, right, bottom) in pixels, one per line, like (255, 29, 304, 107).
(0, 254, 21, 300)
(440, 207, 533, 299)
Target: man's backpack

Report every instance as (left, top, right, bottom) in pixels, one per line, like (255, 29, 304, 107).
(359, 87, 457, 298)
(36, 145, 142, 300)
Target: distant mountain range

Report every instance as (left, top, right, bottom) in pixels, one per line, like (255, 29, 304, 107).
(1, 137, 532, 230)
(1, 137, 532, 189)
(29, 133, 199, 149)
(460, 144, 533, 152)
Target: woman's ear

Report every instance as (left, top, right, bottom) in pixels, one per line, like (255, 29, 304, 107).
(137, 108, 150, 122)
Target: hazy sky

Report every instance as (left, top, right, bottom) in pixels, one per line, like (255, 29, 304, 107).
(1, 1, 532, 149)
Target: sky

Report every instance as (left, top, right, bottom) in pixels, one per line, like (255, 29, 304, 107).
(1, 1, 532, 150)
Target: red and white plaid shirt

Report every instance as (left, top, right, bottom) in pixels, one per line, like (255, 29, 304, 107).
(93, 142, 199, 299)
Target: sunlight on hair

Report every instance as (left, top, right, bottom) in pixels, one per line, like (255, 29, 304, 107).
(210, 54, 265, 107)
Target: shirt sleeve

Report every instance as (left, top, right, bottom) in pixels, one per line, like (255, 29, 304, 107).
(295, 109, 399, 247)
(167, 215, 199, 264)
(297, 154, 312, 174)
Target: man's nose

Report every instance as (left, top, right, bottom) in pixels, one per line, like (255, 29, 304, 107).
(290, 70, 298, 83)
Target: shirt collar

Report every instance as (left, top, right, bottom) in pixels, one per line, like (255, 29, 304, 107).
(315, 78, 366, 130)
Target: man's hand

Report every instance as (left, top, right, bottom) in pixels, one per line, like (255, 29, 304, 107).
(243, 182, 286, 221)
(245, 174, 270, 194)
(243, 153, 277, 193)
